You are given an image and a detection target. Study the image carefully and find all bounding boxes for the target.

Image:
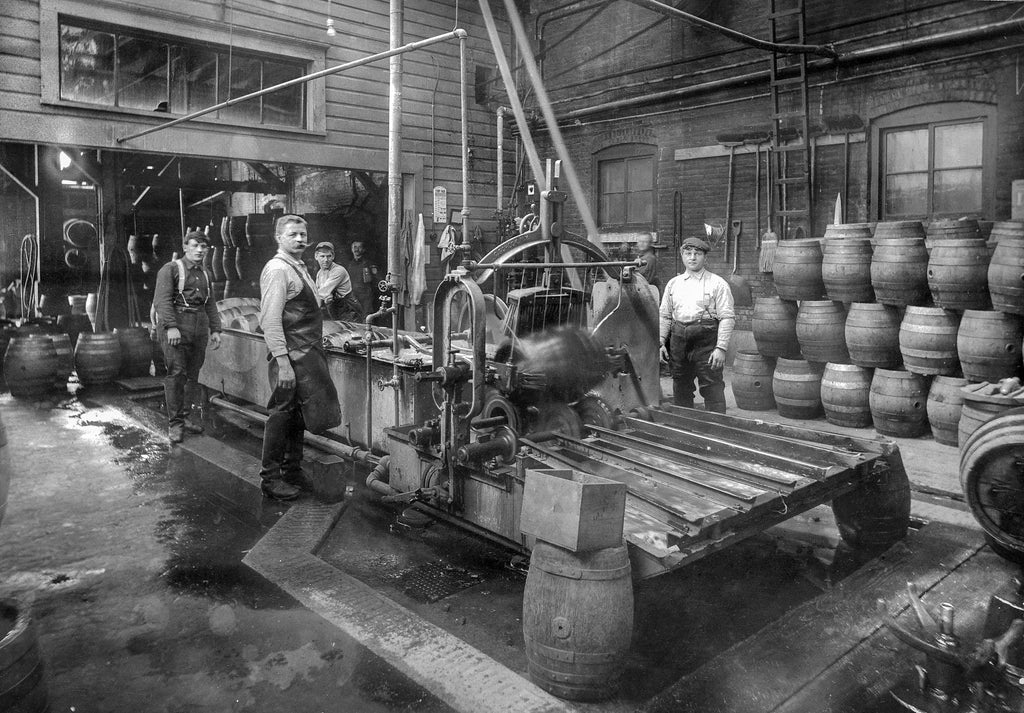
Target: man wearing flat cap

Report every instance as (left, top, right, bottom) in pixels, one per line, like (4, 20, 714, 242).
(313, 241, 361, 321)
(658, 236, 735, 413)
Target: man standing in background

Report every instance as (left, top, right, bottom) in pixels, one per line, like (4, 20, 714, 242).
(343, 240, 381, 317)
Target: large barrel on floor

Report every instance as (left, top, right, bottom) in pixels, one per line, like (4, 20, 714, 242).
(0, 412, 9, 528)
(871, 238, 930, 306)
(115, 326, 153, 378)
(772, 239, 825, 301)
(772, 358, 825, 419)
(752, 297, 800, 358)
(927, 376, 970, 447)
(820, 363, 873, 428)
(523, 541, 633, 701)
(899, 306, 961, 376)
(958, 382, 1024, 447)
(74, 331, 123, 386)
(0, 599, 49, 713)
(730, 351, 776, 411)
(927, 239, 990, 310)
(957, 310, 1024, 383)
(873, 220, 926, 242)
(869, 368, 930, 438)
(3, 335, 57, 400)
(822, 237, 874, 302)
(796, 300, 849, 364)
(988, 229, 1024, 315)
(925, 217, 981, 251)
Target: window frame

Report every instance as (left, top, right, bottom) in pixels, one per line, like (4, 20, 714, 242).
(41, 0, 327, 135)
(593, 143, 658, 231)
(871, 103, 995, 221)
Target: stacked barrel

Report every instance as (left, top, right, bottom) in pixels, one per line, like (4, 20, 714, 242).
(740, 219, 1024, 446)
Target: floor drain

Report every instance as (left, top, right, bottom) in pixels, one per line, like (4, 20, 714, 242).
(397, 561, 484, 603)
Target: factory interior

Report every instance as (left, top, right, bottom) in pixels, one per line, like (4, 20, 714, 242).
(2, 1, 1024, 712)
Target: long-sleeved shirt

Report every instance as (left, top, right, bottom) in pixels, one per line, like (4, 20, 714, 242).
(259, 250, 322, 358)
(315, 262, 353, 302)
(658, 268, 735, 351)
(152, 257, 221, 332)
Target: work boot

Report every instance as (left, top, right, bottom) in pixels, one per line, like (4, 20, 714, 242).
(282, 470, 313, 492)
(183, 422, 204, 435)
(704, 400, 727, 414)
(261, 478, 300, 502)
(168, 424, 184, 443)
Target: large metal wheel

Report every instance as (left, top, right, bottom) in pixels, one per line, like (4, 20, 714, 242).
(529, 402, 583, 439)
(573, 394, 615, 430)
(831, 454, 911, 551)
(960, 408, 1024, 562)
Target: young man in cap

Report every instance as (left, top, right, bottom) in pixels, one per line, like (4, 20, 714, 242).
(658, 236, 735, 413)
(152, 230, 222, 443)
(312, 241, 359, 320)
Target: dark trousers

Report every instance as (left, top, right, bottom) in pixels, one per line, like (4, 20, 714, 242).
(160, 311, 209, 427)
(260, 347, 341, 482)
(669, 321, 726, 413)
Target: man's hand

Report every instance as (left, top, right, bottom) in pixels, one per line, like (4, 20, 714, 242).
(708, 347, 726, 369)
(209, 332, 222, 350)
(275, 356, 296, 391)
(166, 327, 182, 346)
(659, 344, 669, 363)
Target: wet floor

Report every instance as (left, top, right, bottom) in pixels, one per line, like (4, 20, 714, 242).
(0, 388, 453, 713)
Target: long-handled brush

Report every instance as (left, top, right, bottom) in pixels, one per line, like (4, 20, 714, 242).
(759, 145, 778, 273)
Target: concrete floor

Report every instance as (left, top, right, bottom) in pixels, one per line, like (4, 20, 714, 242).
(0, 370, 995, 713)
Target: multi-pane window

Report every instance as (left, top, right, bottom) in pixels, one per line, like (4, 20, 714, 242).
(597, 148, 655, 228)
(59, 21, 306, 129)
(882, 120, 984, 218)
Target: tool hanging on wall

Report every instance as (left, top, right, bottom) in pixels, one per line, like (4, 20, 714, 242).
(760, 146, 779, 273)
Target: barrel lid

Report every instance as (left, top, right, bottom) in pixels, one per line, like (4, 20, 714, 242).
(960, 381, 1024, 405)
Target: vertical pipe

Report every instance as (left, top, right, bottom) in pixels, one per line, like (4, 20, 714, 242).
(459, 34, 470, 239)
(500, 0, 601, 246)
(497, 107, 508, 211)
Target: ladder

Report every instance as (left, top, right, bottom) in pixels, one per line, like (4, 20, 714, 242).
(768, 0, 812, 239)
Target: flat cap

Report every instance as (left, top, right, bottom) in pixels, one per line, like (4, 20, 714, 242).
(314, 241, 335, 253)
(681, 236, 710, 252)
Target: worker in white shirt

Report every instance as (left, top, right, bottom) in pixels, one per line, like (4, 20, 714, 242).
(658, 236, 735, 413)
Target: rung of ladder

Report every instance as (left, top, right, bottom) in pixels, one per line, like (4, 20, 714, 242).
(772, 111, 807, 121)
(770, 8, 803, 19)
(771, 76, 806, 87)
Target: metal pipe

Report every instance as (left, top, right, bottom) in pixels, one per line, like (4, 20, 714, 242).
(501, 0, 601, 245)
(559, 18, 1021, 122)
(209, 396, 379, 464)
(496, 106, 508, 211)
(627, 0, 837, 58)
(478, 0, 548, 193)
(387, 0, 404, 436)
(117, 28, 467, 143)
(459, 33, 470, 235)
(468, 259, 641, 270)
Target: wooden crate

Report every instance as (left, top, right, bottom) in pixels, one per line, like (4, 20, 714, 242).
(520, 468, 627, 552)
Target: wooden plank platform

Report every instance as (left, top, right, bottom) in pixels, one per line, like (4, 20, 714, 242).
(643, 521, 1011, 713)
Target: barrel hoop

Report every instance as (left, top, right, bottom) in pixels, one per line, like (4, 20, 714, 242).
(531, 558, 631, 581)
(525, 637, 622, 665)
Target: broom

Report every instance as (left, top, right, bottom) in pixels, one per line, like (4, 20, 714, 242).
(759, 145, 778, 273)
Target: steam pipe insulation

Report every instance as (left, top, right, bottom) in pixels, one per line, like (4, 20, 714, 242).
(366, 456, 397, 496)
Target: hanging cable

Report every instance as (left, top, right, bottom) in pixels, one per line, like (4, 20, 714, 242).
(19, 233, 40, 321)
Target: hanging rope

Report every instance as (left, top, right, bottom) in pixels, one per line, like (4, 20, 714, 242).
(19, 233, 40, 321)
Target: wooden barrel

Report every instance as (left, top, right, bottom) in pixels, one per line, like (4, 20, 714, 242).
(796, 300, 849, 364)
(229, 215, 250, 248)
(772, 239, 825, 301)
(772, 358, 825, 419)
(752, 297, 800, 358)
(958, 382, 1024, 447)
(957, 310, 1024, 383)
(823, 223, 873, 241)
(730, 351, 776, 411)
(523, 541, 633, 701)
(831, 456, 911, 550)
(50, 332, 74, 388)
(873, 220, 926, 242)
(926, 218, 981, 251)
(871, 238, 930, 306)
(55, 313, 92, 348)
(988, 233, 1024, 315)
(926, 376, 969, 446)
(927, 239, 990, 309)
(220, 216, 234, 248)
(821, 362, 873, 428)
(0, 599, 49, 713)
(246, 213, 275, 248)
(3, 336, 57, 400)
(845, 303, 902, 368)
(74, 331, 123, 386)
(822, 237, 874, 302)
(869, 368, 929, 438)
(115, 326, 153, 378)
(898, 306, 961, 376)
(221, 246, 239, 281)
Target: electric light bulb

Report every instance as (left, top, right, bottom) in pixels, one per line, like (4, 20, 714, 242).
(326, 18, 336, 36)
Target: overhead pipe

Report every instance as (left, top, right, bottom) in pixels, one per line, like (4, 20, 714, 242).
(116, 28, 467, 143)
(627, 0, 837, 58)
(559, 17, 1023, 123)
(499, 0, 601, 245)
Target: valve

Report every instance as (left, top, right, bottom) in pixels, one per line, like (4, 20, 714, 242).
(377, 376, 400, 391)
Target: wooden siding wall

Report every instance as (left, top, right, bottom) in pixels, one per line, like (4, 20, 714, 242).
(526, 0, 1024, 325)
(1, 0, 518, 315)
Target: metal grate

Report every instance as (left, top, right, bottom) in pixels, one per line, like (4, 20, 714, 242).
(396, 561, 484, 603)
